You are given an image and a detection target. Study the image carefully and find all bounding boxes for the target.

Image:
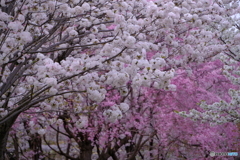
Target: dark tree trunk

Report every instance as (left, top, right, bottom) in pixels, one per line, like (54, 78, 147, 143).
(0, 116, 18, 160)
(0, 125, 9, 160)
(78, 132, 94, 160)
(126, 142, 136, 160)
(29, 134, 42, 160)
(79, 141, 94, 160)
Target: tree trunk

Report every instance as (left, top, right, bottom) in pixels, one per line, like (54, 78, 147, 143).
(29, 134, 42, 160)
(0, 126, 9, 160)
(79, 140, 94, 160)
(0, 116, 19, 160)
(126, 142, 136, 160)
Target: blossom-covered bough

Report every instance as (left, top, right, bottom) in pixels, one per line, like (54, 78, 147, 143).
(0, 0, 240, 159)
(179, 3, 240, 124)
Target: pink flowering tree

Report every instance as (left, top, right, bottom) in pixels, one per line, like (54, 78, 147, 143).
(8, 62, 239, 159)
(180, 38, 240, 124)
(1, 0, 240, 159)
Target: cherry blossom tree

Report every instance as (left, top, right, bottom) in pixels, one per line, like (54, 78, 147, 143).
(1, 0, 240, 159)
(179, 5, 240, 124)
(7, 63, 239, 159)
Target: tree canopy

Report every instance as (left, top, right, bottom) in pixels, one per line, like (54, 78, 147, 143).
(0, 0, 240, 159)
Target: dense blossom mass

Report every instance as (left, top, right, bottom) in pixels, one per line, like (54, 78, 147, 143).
(0, 0, 240, 159)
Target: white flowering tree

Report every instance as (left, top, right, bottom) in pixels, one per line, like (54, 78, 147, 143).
(179, 5, 240, 124)
(0, 0, 240, 159)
